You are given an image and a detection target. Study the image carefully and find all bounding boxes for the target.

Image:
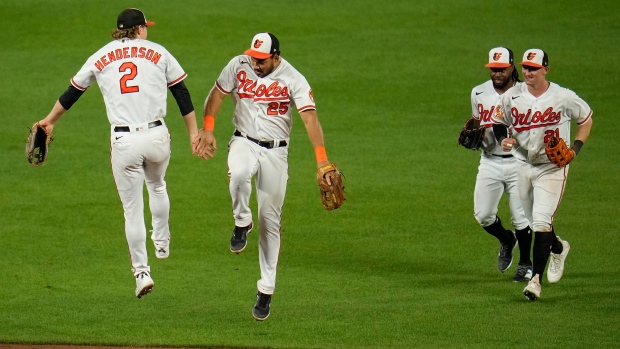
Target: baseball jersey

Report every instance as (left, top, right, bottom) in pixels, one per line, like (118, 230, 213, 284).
(71, 38, 187, 126)
(471, 80, 522, 155)
(215, 56, 315, 140)
(493, 82, 592, 164)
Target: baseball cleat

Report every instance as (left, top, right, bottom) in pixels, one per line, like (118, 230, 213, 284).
(547, 237, 570, 283)
(230, 223, 253, 254)
(135, 272, 154, 298)
(498, 231, 518, 272)
(523, 274, 541, 301)
(513, 262, 533, 282)
(252, 291, 272, 321)
(153, 241, 170, 259)
(151, 230, 170, 259)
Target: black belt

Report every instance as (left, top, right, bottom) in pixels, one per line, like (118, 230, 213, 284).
(234, 130, 287, 149)
(114, 120, 163, 132)
(491, 153, 513, 158)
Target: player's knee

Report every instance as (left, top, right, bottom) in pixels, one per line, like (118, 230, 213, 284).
(474, 212, 495, 227)
(531, 222, 553, 233)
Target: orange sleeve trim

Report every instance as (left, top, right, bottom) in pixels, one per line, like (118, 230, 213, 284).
(314, 146, 328, 163)
(203, 115, 215, 131)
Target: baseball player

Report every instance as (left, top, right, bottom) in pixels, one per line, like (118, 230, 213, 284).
(37, 8, 201, 298)
(493, 49, 593, 300)
(195, 32, 332, 321)
(469, 47, 532, 282)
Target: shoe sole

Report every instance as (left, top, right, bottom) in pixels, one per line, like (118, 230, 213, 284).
(230, 227, 253, 254)
(155, 251, 169, 259)
(252, 311, 270, 321)
(137, 282, 154, 298)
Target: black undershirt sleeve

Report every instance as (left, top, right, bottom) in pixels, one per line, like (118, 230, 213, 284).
(169, 81, 195, 116)
(492, 123, 508, 142)
(58, 85, 85, 110)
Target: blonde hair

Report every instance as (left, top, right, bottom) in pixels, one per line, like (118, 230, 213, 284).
(111, 27, 140, 40)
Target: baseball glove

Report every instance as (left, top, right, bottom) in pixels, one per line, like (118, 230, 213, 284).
(316, 162, 346, 210)
(545, 136, 575, 168)
(458, 118, 485, 150)
(26, 122, 53, 166)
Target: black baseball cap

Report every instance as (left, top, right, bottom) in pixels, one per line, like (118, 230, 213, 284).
(244, 33, 280, 59)
(117, 8, 155, 30)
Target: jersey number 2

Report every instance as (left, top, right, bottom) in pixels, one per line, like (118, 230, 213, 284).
(544, 129, 560, 143)
(119, 62, 139, 94)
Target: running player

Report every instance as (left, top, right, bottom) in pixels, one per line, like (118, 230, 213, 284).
(195, 32, 333, 320)
(492, 48, 593, 300)
(469, 47, 532, 282)
(37, 8, 201, 298)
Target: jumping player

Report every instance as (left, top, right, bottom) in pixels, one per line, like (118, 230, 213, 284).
(469, 47, 532, 282)
(38, 8, 201, 298)
(493, 49, 593, 300)
(195, 33, 333, 320)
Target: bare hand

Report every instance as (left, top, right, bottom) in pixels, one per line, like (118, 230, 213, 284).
(501, 138, 517, 152)
(195, 129, 217, 160)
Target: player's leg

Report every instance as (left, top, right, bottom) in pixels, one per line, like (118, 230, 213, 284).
(530, 165, 568, 278)
(111, 134, 150, 277)
(253, 146, 288, 320)
(228, 138, 260, 227)
(504, 159, 532, 280)
(144, 129, 172, 258)
(474, 156, 515, 272)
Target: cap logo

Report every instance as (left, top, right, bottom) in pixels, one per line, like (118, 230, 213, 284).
(527, 52, 537, 60)
(493, 52, 502, 61)
(253, 39, 264, 49)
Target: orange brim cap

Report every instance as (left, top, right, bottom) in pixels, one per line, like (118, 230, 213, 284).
(244, 48, 272, 60)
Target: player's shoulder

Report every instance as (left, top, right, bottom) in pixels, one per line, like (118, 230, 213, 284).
(275, 58, 307, 80)
(548, 82, 578, 96)
(471, 80, 493, 96)
(504, 82, 525, 97)
(225, 55, 252, 68)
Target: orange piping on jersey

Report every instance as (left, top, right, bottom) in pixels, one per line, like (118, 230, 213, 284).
(298, 105, 316, 112)
(71, 78, 88, 91)
(238, 93, 254, 99)
(215, 81, 231, 95)
(167, 73, 187, 87)
(577, 110, 593, 125)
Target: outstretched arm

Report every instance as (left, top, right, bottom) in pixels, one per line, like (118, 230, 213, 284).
(299, 109, 329, 168)
(195, 85, 227, 160)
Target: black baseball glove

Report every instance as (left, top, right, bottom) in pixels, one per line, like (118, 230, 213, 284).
(457, 118, 485, 150)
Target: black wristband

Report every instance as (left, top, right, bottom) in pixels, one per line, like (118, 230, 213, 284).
(572, 140, 584, 155)
(492, 124, 508, 142)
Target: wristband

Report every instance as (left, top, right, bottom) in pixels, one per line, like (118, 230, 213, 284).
(203, 115, 215, 131)
(315, 146, 328, 163)
(572, 140, 584, 155)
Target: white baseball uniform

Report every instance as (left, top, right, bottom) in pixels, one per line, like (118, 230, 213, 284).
(71, 37, 188, 276)
(471, 80, 529, 230)
(493, 82, 592, 231)
(214, 55, 315, 295)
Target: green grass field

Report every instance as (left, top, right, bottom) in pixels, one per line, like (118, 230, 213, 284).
(1, 0, 619, 348)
